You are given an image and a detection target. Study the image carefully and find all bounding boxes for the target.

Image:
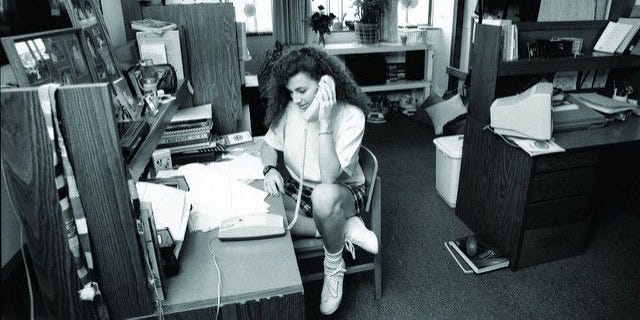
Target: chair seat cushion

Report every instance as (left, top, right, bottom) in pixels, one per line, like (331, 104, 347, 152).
(293, 237, 324, 253)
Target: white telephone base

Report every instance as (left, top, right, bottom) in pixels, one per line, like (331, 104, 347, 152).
(218, 213, 285, 241)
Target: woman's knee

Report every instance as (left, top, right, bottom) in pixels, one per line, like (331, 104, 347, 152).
(311, 183, 343, 220)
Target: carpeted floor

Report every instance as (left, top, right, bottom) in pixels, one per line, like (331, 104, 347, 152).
(303, 112, 640, 319)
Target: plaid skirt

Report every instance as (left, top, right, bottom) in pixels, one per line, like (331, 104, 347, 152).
(283, 177, 367, 217)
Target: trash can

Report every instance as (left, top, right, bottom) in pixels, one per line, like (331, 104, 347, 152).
(433, 135, 464, 208)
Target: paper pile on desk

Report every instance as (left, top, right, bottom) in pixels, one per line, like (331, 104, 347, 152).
(136, 181, 191, 257)
(208, 152, 264, 181)
(157, 163, 269, 232)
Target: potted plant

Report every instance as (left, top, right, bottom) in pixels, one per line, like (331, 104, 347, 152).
(352, 0, 389, 44)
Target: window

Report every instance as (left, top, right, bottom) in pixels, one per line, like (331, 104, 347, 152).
(398, 0, 432, 28)
(230, 0, 273, 34)
(313, 0, 432, 30)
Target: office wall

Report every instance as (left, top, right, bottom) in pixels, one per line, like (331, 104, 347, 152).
(431, 0, 455, 97)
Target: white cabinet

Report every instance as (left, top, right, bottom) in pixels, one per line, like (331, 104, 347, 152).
(324, 42, 433, 98)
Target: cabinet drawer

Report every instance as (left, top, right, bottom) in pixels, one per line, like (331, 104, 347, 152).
(528, 167, 595, 202)
(533, 151, 598, 173)
(525, 195, 589, 229)
(517, 218, 590, 269)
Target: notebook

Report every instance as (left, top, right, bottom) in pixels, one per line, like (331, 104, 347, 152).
(594, 22, 633, 53)
(552, 103, 608, 132)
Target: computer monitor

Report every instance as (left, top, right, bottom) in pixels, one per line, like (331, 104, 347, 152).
(490, 82, 553, 140)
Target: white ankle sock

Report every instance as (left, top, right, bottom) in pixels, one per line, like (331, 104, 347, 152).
(324, 247, 343, 262)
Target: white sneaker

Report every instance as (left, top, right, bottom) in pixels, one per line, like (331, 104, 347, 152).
(344, 216, 379, 258)
(320, 255, 346, 315)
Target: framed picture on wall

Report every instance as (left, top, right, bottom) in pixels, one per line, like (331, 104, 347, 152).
(1, 28, 94, 86)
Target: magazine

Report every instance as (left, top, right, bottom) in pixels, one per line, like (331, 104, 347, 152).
(131, 19, 177, 33)
(445, 235, 509, 274)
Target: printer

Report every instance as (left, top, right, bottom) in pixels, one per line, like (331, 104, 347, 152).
(490, 82, 553, 140)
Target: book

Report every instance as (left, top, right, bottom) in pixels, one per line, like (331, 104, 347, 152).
(445, 235, 509, 274)
(131, 19, 177, 33)
(158, 134, 211, 149)
(170, 104, 212, 124)
(594, 22, 633, 54)
(616, 18, 640, 53)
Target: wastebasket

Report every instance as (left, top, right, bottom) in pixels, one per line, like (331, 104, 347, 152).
(433, 135, 464, 208)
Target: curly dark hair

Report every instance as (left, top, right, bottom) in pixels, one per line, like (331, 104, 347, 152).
(264, 46, 371, 127)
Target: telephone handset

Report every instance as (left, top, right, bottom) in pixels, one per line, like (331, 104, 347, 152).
(301, 75, 335, 122)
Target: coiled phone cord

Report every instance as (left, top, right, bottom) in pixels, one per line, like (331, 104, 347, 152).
(286, 123, 309, 230)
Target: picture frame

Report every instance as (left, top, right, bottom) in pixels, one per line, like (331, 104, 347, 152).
(63, 0, 143, 120)
(1, 28, 94, 86)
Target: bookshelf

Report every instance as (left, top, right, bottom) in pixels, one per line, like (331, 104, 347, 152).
(323, 42, 434, 97)
(455, 22, 640, 270)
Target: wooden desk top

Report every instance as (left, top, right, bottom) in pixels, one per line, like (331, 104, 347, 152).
(160, 182, 303, 314)
(554, 116, 640, 151)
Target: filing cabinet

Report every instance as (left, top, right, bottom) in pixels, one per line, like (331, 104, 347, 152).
(512, 151, 598, 268)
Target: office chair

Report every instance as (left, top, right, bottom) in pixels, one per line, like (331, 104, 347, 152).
(293, 145, 382, 299)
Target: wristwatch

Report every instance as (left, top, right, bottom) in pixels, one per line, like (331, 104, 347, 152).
(263, 165, 278, 176)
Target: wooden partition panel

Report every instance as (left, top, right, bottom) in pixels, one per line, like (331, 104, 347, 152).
(0, 88, 98, 319)
(56, 84, 154, 319)
(468, 24, 501, 125)
(143, 3, 242, 134)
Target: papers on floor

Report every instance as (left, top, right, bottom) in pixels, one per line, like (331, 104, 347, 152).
(137, 181, 191, 257)
(507, 137, 565, 157)
(156, 163, 269, 232)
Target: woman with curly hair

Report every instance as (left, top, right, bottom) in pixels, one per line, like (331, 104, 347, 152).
(260, 46, 378, 315)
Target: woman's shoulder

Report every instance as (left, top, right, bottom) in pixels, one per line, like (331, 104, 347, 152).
(336, 102, 365, 122)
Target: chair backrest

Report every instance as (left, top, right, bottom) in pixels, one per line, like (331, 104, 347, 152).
(358, 145, 378, 213)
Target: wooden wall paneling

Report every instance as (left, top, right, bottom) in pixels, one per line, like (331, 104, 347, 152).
(119, 0, 143, 41)
(468, 25, 501, 125)
(456, 118, 533, 259)
(142, 4, 242, 134)
(56, 84, 154, 319)
(0, 88, 98, 319)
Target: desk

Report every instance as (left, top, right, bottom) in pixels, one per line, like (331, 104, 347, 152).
(142, 181, 304, 319)
(456, 117, 640, 270)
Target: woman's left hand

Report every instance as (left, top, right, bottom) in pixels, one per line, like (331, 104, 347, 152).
(317, 75, 336, 125)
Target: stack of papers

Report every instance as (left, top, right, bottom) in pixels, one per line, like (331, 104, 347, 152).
(136, 181, 191, 257)
(157, 163, 269, 232)
(567, 92, 636, 114)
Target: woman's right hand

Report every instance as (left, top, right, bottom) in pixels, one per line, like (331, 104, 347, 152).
(263, 169, 284, 196)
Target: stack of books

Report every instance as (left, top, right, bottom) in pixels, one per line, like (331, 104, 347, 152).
(483, 19, 518, 61)
(386, 54, 406, 83)
(444, 235, 509, 274)
(131, 19, 177, 34)
(158, 104, 214, 154)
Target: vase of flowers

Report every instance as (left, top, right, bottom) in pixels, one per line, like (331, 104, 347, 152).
(308, 5, 336, 46)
